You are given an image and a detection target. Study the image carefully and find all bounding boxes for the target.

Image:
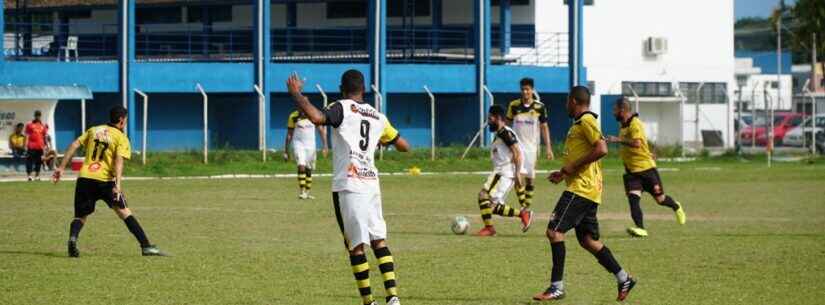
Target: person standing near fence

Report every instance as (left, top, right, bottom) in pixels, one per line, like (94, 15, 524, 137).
(25, 110, 49, 181)
(9, 123, 27, 172)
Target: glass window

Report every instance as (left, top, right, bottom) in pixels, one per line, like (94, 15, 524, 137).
(188, 6, 233, 23)
(137, 7, 182, 24)
(327, 1, 367, 19)
(388, 0, 430, 17)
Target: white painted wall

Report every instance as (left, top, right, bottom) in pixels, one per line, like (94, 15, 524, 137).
(739, 74, 794, 111)
(535, 0, 736, 148)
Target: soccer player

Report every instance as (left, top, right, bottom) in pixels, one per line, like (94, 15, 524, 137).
(606, 98, 686, 237)
(284, 108, 328, 199)
(506, 77, 553, 209)
(287, 70, 409, 305)
(25, 110, 49, 181)
(476, 105, 534, 237)
(533, 86, 636, 302)
(53, 106, 165, 258)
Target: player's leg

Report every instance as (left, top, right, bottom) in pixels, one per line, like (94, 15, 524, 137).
(367, 194, 399, 305)
(25, 150, 36, 180)
(646, 169, 686, 225)
(32, 150, 42, 180)
(297, 165, 308, 198)
(522, 148, 538, 210)
(490, 176, 519, 218)
(105, 185, 165, 256)
(335, 192, 378, 305)
(68, 178, 97, 257)
(304, 149, 316, 199)
(623, 173, 648, 237)
(574, 204, 636, 301)
(476, 174, 498, 236)
(534, 191, 588, 301)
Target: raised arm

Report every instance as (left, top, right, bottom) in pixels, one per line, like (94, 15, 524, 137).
(287, 74, 326, 125)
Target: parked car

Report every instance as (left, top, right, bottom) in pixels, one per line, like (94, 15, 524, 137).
(739, 112, 806, 146)
(783, 115, 825, 147)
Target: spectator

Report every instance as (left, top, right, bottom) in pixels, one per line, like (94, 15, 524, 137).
(42, 147, 57, 172)
(25, 110, 49, 181)
(8, 123, 26, 172)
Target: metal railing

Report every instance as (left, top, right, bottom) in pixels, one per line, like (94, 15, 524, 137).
(271, 27, 367, 63)
(136, 25, 254, 62)
(4, 22, 118, 61)
(508, 32, 569, 67)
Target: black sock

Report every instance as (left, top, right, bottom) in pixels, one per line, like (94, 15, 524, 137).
(627, 194, 644, 229)
(69, 219, 84, 242)
(123, 215, 151, 247)
(594, 246, 623, 275)
(306, 169, 313, 191)
(659, 195, 679, 211)
(550, 241, 566, 283)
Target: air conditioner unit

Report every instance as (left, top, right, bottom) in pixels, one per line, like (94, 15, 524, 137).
(644, 37, 668, 56)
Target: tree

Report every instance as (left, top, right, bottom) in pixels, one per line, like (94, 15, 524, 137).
(773, 0, 825, 82)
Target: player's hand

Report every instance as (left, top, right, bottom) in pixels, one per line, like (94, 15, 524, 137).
(286, 73, 304, 96)
(606, 135, 621, 143)
(548, 171, 565, 184)
(112, 185, 123, 202)
(52, 168, 63, 184)
(322, 148, 329, 158)
(546, 149, 554, 160)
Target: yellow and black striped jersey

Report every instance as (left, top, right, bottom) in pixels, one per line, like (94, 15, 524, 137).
(506, 99, 548, 149)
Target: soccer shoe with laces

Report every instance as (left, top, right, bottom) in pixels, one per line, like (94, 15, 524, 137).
(626, 227, 649, 237)
(532, 286, 565, 301)
(67, 240, 79, 258)
(386, 296, 400, 305)
(141, 245, 168, 256)
(674, 202, 687, 225)
(617, 277, 637, 301)
(519, 209, 534, 233)
(476, 225, 496, 237)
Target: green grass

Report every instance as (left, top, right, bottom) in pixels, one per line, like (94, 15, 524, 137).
(1, 160, 824, 305)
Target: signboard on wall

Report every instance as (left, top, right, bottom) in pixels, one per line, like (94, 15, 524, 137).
(0, 100, 58, 154)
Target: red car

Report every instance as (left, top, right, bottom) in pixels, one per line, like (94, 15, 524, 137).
(739, 112, 805, 146)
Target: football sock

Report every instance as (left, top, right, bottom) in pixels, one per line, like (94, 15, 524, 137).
(478, 198, 493, 226)
(516, 187, 529, 209)
(492, 203, 518, 217)
(551, 241, 566, 284)
(305, 169, 313, 191)
(628, 194, 644, 228)
(298, 169, 307, 192)
(525, 184, 535, 208)
(350, 253, 374, 305)
(69, 218, 84, 242)
(374, 247, 398, 301)
(123, 215, 151, 248)
(659, 195, 680, 211)
(594, 246, 625, 281)
(615, 269, 630, 283)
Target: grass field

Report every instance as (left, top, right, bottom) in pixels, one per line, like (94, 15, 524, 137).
(2, 159, 824, 305)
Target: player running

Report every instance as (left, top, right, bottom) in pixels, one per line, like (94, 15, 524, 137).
(534, 86, 635, 302)
(284, 108, 328, 199)
(476, 105, 534, 237)
(506, 77, 553, 209)
(606, 98, 686, 237)
(287, 70, 410, 305)
(53, 106, 165, 258)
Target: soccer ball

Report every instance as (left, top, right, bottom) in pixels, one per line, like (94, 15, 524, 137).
(451, 216, 470, 235)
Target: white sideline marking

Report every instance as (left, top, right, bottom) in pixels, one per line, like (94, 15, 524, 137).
(0, 167, 688, 183)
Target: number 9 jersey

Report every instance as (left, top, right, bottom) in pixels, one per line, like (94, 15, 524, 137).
(76, 125, 132, 182)
(323, 99, 399, 194)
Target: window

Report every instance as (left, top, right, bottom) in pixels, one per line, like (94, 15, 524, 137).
(679, 82, 728, 104)
(137, 7, 182, 24)
(492, 0, 531, 5)
(622, 81, 673, 97)
(187, 5, 233, 23)
(388, 0, 430, 17)
(327, 1, 367, 19)
(563, 0, 595, 5)
(63, 10, 92, 19)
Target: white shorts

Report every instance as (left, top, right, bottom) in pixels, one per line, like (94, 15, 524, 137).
(333, 191, 386, 250)
(483, 173, 515, 204)
(522, 147, 538, 179)
(293, 147, 316, 169)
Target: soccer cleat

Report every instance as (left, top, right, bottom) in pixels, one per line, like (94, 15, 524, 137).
(305, 193, 316, 200)
(626, 227, 648, 237)
(476, 225, 497, 237)
(532, 286, 565, 301)
(67, 240, 79, 258)
(519, 209, 534, 233)
(674, 202, 686, 225)
(616, 277, 637, 301)
(386, 296, 400, 305)
(298, 192, 309, 200)
(141, 245, 167, 256)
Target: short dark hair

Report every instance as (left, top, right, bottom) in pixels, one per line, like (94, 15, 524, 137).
(341, 69, 365, 95)
(570, 86, 591, 105)
(615, 97, 631, 111)
(489, 105, 506, 118)
(34, 110, 42, 117)
(109, 106, 128, 124)
(520, 77, 534, 88)
(16, 122, 24, 128)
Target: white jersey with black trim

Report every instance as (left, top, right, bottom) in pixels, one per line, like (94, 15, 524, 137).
(491, 126, 525, 178)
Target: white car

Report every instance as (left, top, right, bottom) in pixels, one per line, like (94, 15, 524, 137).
(783, 115, 825, 147)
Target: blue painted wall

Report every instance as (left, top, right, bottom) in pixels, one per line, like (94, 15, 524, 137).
(735, 50, 792, 75)
(600, 94, 622, 139)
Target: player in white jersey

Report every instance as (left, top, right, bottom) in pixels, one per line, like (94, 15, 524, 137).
(506, 78, 553, 209)
(476, 105, 534, 237)
(284, 109, 328, 199)
(288, 70, 409, 305)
